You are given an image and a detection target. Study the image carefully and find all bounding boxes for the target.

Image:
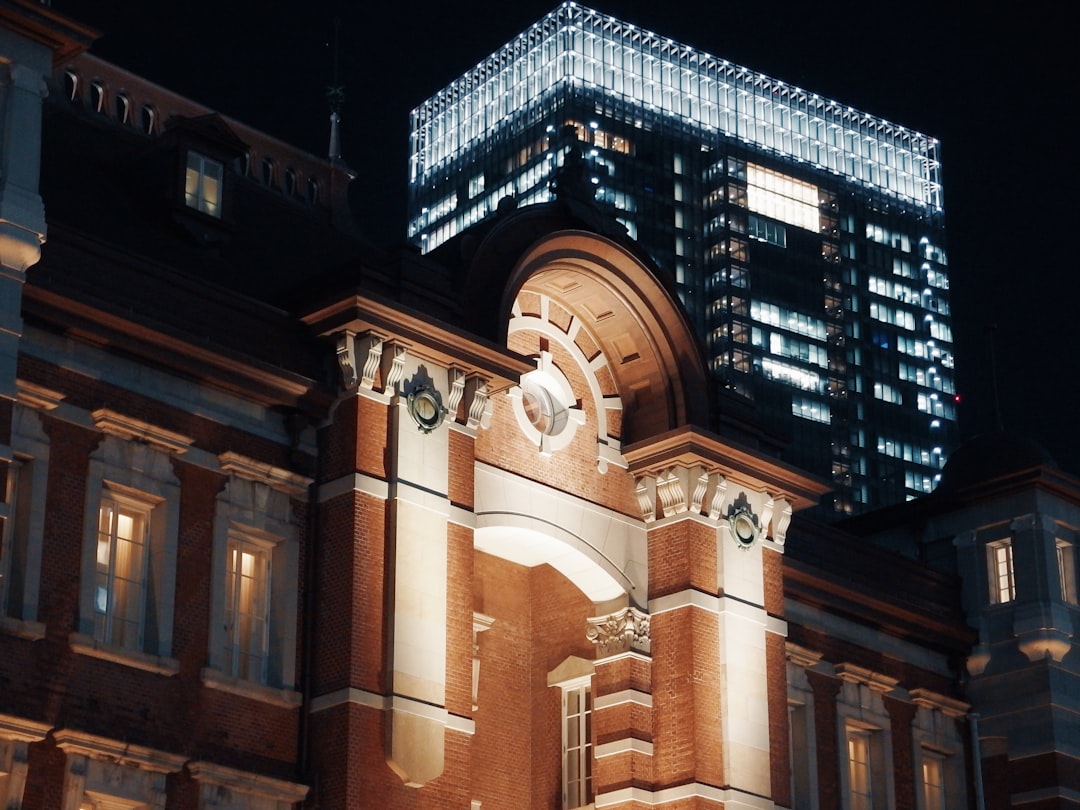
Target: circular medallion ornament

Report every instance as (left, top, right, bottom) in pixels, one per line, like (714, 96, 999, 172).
(728, 507, 760, 549)
(407, 385, 445, 433)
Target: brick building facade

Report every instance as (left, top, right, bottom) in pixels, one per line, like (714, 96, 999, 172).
(1, 3, 1077, 808)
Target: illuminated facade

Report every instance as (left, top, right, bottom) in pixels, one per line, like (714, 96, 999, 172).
(408, 2, 956, 515)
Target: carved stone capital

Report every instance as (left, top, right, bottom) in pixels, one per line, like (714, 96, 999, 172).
(586, 607, 650, 656)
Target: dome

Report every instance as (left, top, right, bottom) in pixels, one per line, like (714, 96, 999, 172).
(938, 432, 1058, 492)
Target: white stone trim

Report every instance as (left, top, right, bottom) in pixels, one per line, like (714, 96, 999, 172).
(186, 760, 308, 803)
(200, 668, 302, 708)
(909, 688, 970, 718)
(15, 379, 64, 411)
(53, 730, 186, 773)
(218, 451, 312, 497)
(92, 409, 193, 455)
(69, 633, 179, 676)
(306, 688, 474, 734)
(0, 713, 51, 743)
(595, 783, 773, 808)
(594, 689, 652, 710)
(594, 738, 653, 758)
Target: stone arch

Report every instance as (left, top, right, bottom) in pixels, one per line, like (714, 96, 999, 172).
(499, 230, 708, 444)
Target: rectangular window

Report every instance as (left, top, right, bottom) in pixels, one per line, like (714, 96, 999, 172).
(988, 540, 1015, 604)
(562, 681, 593, 809)
(185, 152, 224, 217)
(95, 495, 150, 649)
(1, 458, 31, 619)
(847, 729, 873, 810)
(921, 751, 946, 810)
(1057, 539, 1077, 604)
(224, 534, 272, 683)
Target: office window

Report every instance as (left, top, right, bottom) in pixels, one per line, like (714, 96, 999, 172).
(1, 459, 29, 619)
(223, 532, 272, 683)
(561, 680, 593, 809)
(921, 751, 946, 810)
(94, 493, 152, 649)
(987, 539, 1015, 604)
(185, 152, 223, 217)
(1057, 539, 1077, 604)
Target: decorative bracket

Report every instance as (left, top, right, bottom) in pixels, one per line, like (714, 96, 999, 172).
(586, 607, 650, 656)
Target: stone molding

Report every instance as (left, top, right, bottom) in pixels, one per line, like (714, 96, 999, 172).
(586, 606, 650, 656)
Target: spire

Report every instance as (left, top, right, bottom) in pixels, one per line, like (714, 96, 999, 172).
(326, 16, 344, 163)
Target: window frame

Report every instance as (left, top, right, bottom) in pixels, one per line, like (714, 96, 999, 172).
(222, 529, 275, 684)
(1056, 538, 1077, 605)
(919, 749, 946, 810)
(75, 434, 181, 671)
(184, 151, 224, 218)
(987, 539, 1015, 604)
(93, 490, 154, 650)
(559, 675, 594, 810)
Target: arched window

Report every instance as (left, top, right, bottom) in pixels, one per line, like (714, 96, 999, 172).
(114, 93, 131, 124)
(284, 168, 297, 197)
(260, 156, 275, 187)
(89, 80, 106, 113)
(63, 68, 79, 102)
(140, 104, 157, 135)
(306, 177, 319, 205)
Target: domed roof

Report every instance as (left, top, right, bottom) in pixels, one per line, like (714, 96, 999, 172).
(938, 431, 1058, 492)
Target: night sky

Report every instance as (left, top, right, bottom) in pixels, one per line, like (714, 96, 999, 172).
(54, 0, 1079, 476)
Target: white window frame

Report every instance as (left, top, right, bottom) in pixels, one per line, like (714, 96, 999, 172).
(185, 151, 224, 217)
(223, 529, 274, 684)
(919, 749, 946, 810)
(75, 435, 181, 671)
(560, 676, 594, 810)
(204, 461, 305, 704)
(93, 491, 153, 650)
(987, 539, 1015, 604)
(845, 726, 875, 810)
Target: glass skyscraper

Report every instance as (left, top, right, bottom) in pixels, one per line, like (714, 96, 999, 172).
(407, 2, 956, 515)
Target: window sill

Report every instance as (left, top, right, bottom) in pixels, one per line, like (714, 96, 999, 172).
(69, 632, 180, 676)
(201, 667, 302, 709)
(0, 616, 46, 640)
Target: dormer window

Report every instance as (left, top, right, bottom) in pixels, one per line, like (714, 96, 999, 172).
(185, 151, 223, 217)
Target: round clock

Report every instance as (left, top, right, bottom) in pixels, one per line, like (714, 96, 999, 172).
(728, 508, 759, 549)
(407, 385, 445, 433)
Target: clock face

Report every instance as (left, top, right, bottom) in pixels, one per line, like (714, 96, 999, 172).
(408, 386, 444, 432)
(729, 509, 758, 548)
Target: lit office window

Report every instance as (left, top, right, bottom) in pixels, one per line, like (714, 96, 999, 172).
(185, 152, 223, 217)
(988, 540, 1015, 604)
(746, 164, 819, 231)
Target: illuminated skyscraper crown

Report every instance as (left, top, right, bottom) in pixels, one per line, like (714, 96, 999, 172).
(410, 2, 942, 211)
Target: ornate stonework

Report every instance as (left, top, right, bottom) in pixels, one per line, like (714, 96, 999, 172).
(586, 607, 650, 656)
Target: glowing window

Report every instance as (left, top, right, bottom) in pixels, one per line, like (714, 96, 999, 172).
(988, 540, 1015, 604)
(224, 533, 272, 683)
(184, 152, 223, 218)
(746, 164, 819, 231)
(847, 729, 873, 810)
(95, 495, 151, 649)
(921, 752, 946, 810)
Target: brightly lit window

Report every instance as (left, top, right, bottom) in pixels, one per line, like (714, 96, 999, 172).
(224, 533, 272, 683)
(1057, 539, 1077, 605)
(184, 152, 223, 217)
(792, 396, 830, 424)
(988, 539, 1015, 604)
(561, 680, 593, 809)
(94, 494, 151, 649)
(847, 728, 874, 810)
(921, 751, 946, 810)
(746, 164, 819, 231)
